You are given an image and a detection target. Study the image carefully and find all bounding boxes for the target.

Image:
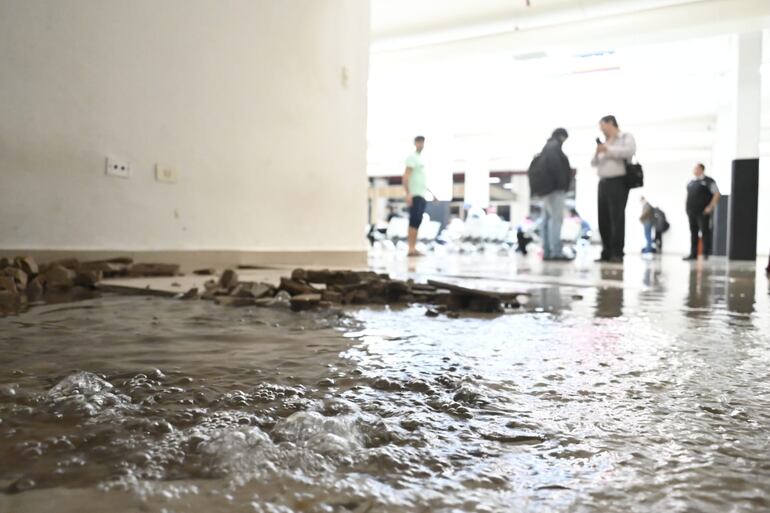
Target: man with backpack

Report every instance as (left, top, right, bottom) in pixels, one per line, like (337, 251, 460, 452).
(652, 206, 670, 252)
(528, 128, 573, 261)
(639, 197, 670, 254)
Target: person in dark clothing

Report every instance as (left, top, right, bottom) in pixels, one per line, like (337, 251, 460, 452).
(683, 163, 720, 261)
(652, 206, 670, 252)
(530, 128, 573, 261)
(591, 115, 637, 263)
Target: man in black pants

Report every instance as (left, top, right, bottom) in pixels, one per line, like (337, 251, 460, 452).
(591, 115, 637, 263)
(683, 163, 720, 260)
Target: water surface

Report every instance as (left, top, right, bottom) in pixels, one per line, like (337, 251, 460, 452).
(1, 264, 769, 513)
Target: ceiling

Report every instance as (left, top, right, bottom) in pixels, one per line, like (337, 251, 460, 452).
(371, 0, 577, 39)
(370, 0, 725, 51)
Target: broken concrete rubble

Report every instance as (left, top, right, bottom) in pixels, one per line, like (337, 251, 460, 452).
(218, 269, 239, 291)
(180, 288, 199, 300)
(127, 263, 180, 277)
(74, 270, 102, 289)
(237, 282, 274, 299)
(195, 268, 527, 317)
(0, 276, 19, 296)
(289, 293, 323, 312)
(15, 256, 38, 276)
(0, 255, 212, 315)
(0, 253, 530, 319)
(26, 276, 45, 302)
(44, 265, 76, 289)
(279, 278, 319, 296)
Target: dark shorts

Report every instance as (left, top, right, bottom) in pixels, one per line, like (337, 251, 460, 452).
(409, 196, 427, 229)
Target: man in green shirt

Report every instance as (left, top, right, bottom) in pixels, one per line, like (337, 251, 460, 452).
(403, 135, 431, 257)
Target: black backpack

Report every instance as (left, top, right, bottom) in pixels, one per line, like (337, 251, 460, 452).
(528, 153, 549, 197)
(652, 207, 670, 232)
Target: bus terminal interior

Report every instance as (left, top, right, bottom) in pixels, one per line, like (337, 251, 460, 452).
(2, 1, 770, 512)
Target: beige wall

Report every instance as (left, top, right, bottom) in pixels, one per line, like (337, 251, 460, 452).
(0, 0, 369, 254)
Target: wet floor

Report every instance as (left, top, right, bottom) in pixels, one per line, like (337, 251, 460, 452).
(1, 256, 769, 512)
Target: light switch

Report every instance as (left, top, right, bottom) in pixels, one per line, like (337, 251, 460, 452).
(155, 164, 178, 184)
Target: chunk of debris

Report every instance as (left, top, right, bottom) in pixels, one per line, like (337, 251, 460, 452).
(279, 278, 318, 296)
(255, 291, 291, 308)
(218, 269, 239, 291)
(79, 260, 129, 277)
(180, 287, 199, 300)
(214, 296, 256, 307)
(294, 268, 379, 286)
(74, 270, 102, 289)
(231, 282, 274, 299)
(14, 256, 38, 276)
(0, 276, 19, 296)
(26, 276, 45, 302)
(128, 263, 180, 277)
(48, 258, 80, 271)
(44, 265, 76, 289)
(425, 308, 440, 317)
(321, 290, 343, 303)
(428, 280, 509, 314)
(2, 267, 28, 291)
(193, 268, 215, 276)
(290, 293, 322, 311)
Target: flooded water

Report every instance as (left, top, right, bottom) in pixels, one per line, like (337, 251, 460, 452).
(1, 261, 769, 513)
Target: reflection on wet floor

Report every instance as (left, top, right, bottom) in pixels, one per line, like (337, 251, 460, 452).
(1, 256, 769, 512)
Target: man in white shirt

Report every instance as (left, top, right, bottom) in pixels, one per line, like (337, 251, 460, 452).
(591, 115, 637, 263)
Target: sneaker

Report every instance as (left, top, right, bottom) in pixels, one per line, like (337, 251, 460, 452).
(682, 255, 696, 261)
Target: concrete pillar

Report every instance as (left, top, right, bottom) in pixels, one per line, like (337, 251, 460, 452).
(727, 32, 762, 260)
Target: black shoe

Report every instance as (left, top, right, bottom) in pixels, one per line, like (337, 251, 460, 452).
(546, 255, 574, 262)
(608, 256, 623, 264)
(682, 255, 696, 261)
(594, 257, 608, 263)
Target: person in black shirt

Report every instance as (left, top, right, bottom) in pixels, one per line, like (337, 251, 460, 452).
(684, 163, 720, 260)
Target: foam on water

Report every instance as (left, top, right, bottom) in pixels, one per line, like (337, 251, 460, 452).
(0, 283, 769, 512)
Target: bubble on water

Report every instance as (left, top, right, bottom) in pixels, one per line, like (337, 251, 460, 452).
(272, 411, 362, 456)
(198, 426, 273, 469)
(45, 371, 132, 417)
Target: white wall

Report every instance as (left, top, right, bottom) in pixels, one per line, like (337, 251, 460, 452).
(0, 0, 370, 253)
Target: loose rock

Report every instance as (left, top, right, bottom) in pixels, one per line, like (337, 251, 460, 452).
(14, 256, 38, 276)
(2, 268, 27, 293)
(128, 263, 180, 277)
(290, 293, 322, 312)
(0, 276, 19, 296)
(44, 265, 75, 289)
(280, 278, 318, 296)
(231, 282, 274, 299)
(218, 269, 239, 291)
(74, 270, 102, 288)
(180, 287, 199, 300)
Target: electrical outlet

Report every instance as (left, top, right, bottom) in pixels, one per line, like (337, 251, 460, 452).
(105, 157, 130, 178)
(155, 164, 178, 184)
